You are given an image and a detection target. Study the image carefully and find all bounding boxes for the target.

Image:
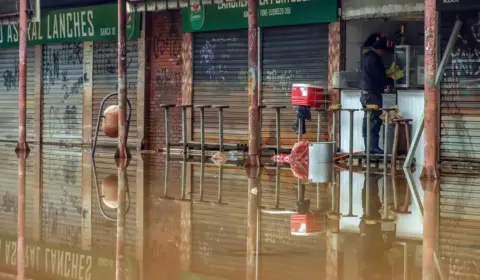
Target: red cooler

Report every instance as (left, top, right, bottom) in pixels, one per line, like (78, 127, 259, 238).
(290, 212, 324, 235)
(291, 84, 325, 108)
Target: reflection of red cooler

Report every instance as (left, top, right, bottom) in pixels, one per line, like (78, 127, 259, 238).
(290, 212, 324, 236)
(291, 84, 325, 108)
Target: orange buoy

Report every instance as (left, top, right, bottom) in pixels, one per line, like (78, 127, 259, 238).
(102, 105, 119, 138)
(101, 175, 118, 209)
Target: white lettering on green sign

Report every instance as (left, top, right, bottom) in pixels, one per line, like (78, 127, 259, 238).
(44, 248, 92, 280)
(46, 11, 95, 40)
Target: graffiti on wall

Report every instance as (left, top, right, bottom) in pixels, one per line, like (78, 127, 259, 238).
(153, 12, 183, 99)
(2, 59, 19, 91)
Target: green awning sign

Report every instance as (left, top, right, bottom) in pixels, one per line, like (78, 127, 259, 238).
(182, 0, 337, 32)
(0, 235, 137, 280)
(0, 3, 141, 48)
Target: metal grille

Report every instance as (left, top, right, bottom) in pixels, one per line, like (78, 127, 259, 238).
(41, 145, 83, 248)
(42, 43, 84, 145)
(92, 41, 139, 148)
(193, 30, 248, 144)
(261, 24, 329, 146)
(191, 165, 248, 279)
(0, 47, 35, 143)
(440, 175, 480, 279)
(0, 143, 36, 238)
(91, 149, 137, 256)
(440, 11, 480, 164)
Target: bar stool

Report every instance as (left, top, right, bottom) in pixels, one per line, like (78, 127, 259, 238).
(194, 156, 210, 204)
(159, 154, 174, 201)
(178, 104, 193, 153)
(268, 105, 286, 154)
(391, 119, 413, 170)
(160, 104, 176, 151)
(194, 105, 212, 152)
(211, 165, 228, 206)
(212, 105, 229, 152)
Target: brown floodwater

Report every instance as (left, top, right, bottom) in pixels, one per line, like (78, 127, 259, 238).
(0, 144, 476, 280)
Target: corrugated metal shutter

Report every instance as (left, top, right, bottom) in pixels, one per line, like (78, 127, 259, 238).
(260, 169, 327, 279)
(0, 47, 35, 143)
(0, 143, 37, 238)
(440, 175, 480, 279)
(92, 41, 139, 148)
(42, 145, 83, 248)
(261, 24, 329, 146)
(42, 43, 84, 145)
(91, 149, 137, 256)
(440, 12, 480, 163)
(191, 165, 248, 279)
(193, 30, 248, 144)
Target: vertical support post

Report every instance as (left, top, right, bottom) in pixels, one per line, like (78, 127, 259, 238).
(182, 33, 193, 142)
(116, 0, 128, 159)
(344, 110, 357, 217)
(218, 108, 225, 152)
(328, 22, 341, 150)
(16, 0, 29, 152)
(182, 107, 188, 152)
(17, 151, 27, 280)
(33, 45, 43, 241)
(246, 167, 260, 280)
(332, 110, 337, 154)
(200, 108, 205, 152)
(365, 110, 372, 217)
(423, 0, 439, 179)
(164, 107, 170, 151)
(421, 178, 440, 280)
(137, 13, 146, 151)
(136, 151, 145, 280)
(247, 0, 260, 167)
(116, 159, 128, 280)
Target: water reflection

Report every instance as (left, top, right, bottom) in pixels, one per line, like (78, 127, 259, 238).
(0, 146, 478, 279)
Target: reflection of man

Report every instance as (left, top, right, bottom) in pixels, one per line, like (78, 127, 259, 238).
(360, 35, 393, 153)
(358, 174, 393, 280)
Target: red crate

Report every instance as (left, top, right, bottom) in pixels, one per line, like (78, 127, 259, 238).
(290, 212, 323, 235)
(291, 84, 325, 108)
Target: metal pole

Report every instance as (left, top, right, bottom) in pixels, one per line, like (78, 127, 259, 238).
(200, 108, 205, 152)
(345, 110, 357, 217)
(246, 167, 260, 280)
(365, 110, 372, 217)
(317, 111, 322, 142)
(275, 164, 281, 209)
(116, 158, 127, 280)
(219, 109, 224, 152)
(116, 0, 128, 159)
(16, 0, 28, 152)
(383, 111, 390, 219)
(247, 0, 260, 168)
(276, 108, 281, 154)
(297, 117, 303, 142)
(423, 0, 438, 178)
(182, 107, 187, 153)
(164, 107, 170, 151)
(333, 110, 337, 148)
(17, 151, 27, 280)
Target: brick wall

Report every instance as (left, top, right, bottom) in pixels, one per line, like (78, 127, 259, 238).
(145, 11, 184, 151)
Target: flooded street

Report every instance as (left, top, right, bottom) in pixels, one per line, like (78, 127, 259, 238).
(0, 146, 475, 280)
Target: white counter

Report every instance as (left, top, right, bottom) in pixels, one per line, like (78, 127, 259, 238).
(340, 89, 424, 166)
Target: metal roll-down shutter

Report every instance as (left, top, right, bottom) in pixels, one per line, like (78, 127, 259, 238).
(42, 43, 84, 145)
(41, 145, 83, 248)
(0, 47, 35, 143)
(191, 165, 248, 279)
(193, 30, 248, 144)
(261, 24, 329, 146)
(92, 41, 139, 148)
(440, 11, 480, 164)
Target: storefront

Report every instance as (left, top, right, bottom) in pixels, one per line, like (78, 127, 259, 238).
(338, 0, 425, 164)
(437, 0, 480, 164)
(0, 3, 141, 146)
(181, 0, 337, 146)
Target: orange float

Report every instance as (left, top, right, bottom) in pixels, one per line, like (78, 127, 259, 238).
(102, 105, 119, 138)
(101, 175, 118, 209)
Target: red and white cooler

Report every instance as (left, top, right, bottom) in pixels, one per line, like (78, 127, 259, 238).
(291, 84, 325, 108)
(290, 212, 324, 236)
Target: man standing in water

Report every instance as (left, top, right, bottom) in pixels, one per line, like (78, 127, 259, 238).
(360, 34, 393, 154)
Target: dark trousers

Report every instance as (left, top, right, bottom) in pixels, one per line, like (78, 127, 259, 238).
(360, 91, 383, 139)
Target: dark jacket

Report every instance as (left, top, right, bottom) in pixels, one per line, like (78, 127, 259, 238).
(359, 49, 389, 95)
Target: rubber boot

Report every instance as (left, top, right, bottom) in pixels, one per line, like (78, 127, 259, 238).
(370, 136, 384, 154)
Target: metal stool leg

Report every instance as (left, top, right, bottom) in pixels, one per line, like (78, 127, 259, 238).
(297, 117, 303, 142)
(182, 106, 187, 153)
(164, 107, 170, 150)
(275, 108, 281, 154)
(317, 110, 322, 142)
(219, 108, 224, 152)
(200, 108, 205, 152)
